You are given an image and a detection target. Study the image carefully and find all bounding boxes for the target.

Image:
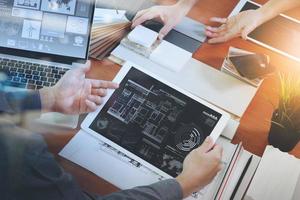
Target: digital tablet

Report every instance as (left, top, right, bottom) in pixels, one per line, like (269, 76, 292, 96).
(82, 62, 230, 178)
(230, 0, 300, 62)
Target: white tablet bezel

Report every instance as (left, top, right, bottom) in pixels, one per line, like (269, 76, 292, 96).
(81, 61, 230, 178)
(230, 0, 300, 63)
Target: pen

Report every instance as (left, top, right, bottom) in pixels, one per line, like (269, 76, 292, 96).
(230, 155, 253, 200)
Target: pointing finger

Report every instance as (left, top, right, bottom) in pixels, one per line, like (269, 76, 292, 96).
(132, 9, 148, 27)
(158, 23, 173, 40)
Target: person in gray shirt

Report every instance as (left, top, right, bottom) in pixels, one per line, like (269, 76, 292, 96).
(0, 61, 222, 200)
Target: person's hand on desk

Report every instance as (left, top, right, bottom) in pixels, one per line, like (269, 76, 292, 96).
(39, 61, 119, 114)
(176, 137, 223, 198)
(205, 0, 300, 44)
(132, 0, 196, 40)
(205, 10, 264, 44)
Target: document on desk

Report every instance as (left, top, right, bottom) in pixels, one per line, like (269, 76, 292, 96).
(111, 45, 258, 118)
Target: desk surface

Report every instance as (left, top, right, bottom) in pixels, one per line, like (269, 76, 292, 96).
(45, 0, 300, 195)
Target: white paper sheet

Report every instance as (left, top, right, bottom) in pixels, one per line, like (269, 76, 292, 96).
(127, 25, 158, 48)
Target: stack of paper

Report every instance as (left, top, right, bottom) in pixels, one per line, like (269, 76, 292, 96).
(221, 47, 263, 87)
(89, 8, 131, 60)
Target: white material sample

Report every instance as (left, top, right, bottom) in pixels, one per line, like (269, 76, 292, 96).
(127, 25, 158, 48)
(150, 40, 192, 72)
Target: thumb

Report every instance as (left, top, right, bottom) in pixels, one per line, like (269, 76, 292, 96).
(196, 137, 214, 154)
(73, 60, 91, 73)
(158, 24, 173, 40)
(241, 25, 255, 40)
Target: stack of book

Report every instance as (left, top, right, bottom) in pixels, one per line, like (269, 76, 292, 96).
(245, 145, 300, 200)
(89, 8, 131, 60)
(221, 47, 263, 87)
(202, 138, 261, 200)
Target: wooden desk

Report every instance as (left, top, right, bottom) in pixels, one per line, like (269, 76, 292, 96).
(46, 0, 300, 196)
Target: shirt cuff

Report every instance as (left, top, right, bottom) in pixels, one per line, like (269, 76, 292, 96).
(6, 91, 42, 113)
(149, 179, 183, 200)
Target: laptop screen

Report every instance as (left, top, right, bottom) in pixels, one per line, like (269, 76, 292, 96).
(0, 0, 94, 60)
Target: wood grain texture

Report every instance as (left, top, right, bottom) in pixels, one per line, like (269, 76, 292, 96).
(45, 0, 300, 195)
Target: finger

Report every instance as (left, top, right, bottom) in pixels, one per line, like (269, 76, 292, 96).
(87, 95, 102, 105)
(158, 23, 173, 40)
(90, 80, 119, 89)
(91, 88, 107, 97)
(205, 30, 222, 38)
(132, 9, 148, 27)
(132, 11, 160, 28)
(196, 137, 214, 154)
(206, 24, 227, 33)
(208, 33, 233, 44)
(208, 144, 223, 159)
(210, 17, 227, 24)
(85, 99, 97, 112)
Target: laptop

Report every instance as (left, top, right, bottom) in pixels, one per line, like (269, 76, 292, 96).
(79, 61, 230, 199)
(0, 0, 95, 90)
(230, 0, 300, 63)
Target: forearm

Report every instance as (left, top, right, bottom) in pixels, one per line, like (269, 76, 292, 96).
(177, 0, 198, 11)
(258, 0, 300, 23)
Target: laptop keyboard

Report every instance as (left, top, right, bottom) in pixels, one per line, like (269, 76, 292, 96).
(0, 58, 69, 90)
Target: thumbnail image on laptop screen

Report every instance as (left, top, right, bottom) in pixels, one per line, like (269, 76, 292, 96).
(0, 0, 94, 59)
(89, 67, 222, 177)
(241, 1, 300, 61)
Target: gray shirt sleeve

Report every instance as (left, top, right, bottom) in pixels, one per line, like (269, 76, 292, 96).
(99, 179, 183, 200)
(0, 91, 41, 114)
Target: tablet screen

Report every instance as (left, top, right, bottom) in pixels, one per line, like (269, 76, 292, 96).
(89, 67, 222, 177)
(241, 1, 300, 60)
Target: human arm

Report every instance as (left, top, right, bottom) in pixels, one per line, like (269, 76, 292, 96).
(206, 0, 300, 43)
(0, 61, 118, 115)
(132, 0, 198, 40)
(39, 61, 119, 115)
